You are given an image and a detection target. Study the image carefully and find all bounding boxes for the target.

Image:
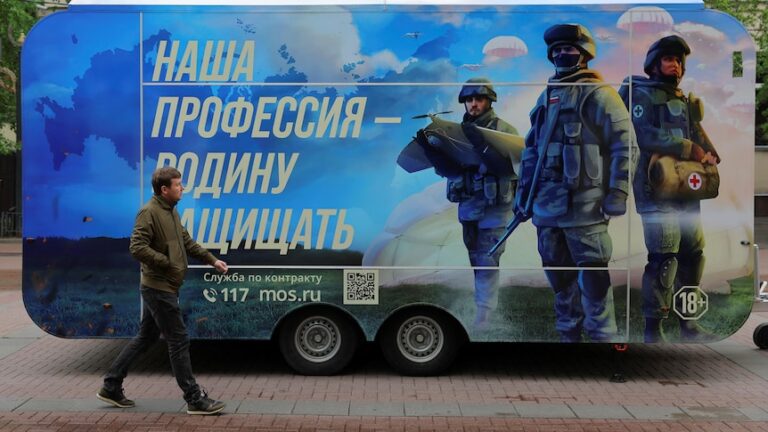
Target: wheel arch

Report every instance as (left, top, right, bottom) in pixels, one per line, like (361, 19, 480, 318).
(374, 303, 469, 345)
(270, 302, 365, 342)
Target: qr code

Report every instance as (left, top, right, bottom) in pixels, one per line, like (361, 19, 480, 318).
(343, 269, 379, 305)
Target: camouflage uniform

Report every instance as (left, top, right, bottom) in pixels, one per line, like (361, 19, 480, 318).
(516, 24, 633, 342)
(619, 36, 719, 341)
(421, 78, 519, 324)
(453, 107, 518, 318)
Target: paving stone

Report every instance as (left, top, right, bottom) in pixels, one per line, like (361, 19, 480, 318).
(514, 403, 575, 419)
(237, 400, 295, 414)
(134, 399, 185, 413)
(708, 340, 768, 380)
(17, 398, 108, 412)
(459, 402, 518, 417)
(292, 400, 349, 416)
(682, 406, 749, 420)
(349, 401, 404, 416)
(0, 338, 36, 360)
(737, 407, 768, 421)
(625, 405, 689, 420)
(0, 398, 28, 412)
(569, 404, 632, 419)
(218, 400, 241, 415)
(404, 402, 461, 417)
(6, 325, 46, 339)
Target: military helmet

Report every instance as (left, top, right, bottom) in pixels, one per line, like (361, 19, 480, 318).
(644, 35, 691, 75)
(458, 77, 497, 103)
(544, 23, 596, 63)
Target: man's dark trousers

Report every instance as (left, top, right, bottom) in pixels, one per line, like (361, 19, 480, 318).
(104, 286, 200, 402)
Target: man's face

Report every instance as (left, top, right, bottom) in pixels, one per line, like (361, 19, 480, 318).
(464, 95, 491, 117)
(161, 178, 184, 204)
(551, 44, 580, 58)
(659, 55, 683, 79)
(550, 44, 582, 72)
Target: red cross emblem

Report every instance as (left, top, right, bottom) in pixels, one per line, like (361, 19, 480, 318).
(688, 173, 702, 190)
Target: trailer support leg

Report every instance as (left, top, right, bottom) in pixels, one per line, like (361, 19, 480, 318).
(609, 343, 628, 383)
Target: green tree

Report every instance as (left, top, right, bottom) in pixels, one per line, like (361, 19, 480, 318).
(0, 0, 40, 154)
(705, 0, 768, 145)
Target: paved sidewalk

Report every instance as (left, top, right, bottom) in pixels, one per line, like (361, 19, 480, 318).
(3, 237, 768, 431)
(0, 239, 20, 291)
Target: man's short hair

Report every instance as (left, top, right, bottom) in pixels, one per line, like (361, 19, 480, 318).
(152, 167, 182, 196)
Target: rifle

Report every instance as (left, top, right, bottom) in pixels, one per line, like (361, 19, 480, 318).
(488, 211, 526, 256)
(486, 151, 543, 256)
(488, 97, 557, 256)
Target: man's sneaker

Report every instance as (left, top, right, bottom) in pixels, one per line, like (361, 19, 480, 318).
(186, 391, 225, 415)
(97, 386, 135, 408)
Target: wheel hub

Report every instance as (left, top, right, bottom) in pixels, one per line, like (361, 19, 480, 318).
(397, 315, 443, 363)
(295, 316, 341, 363)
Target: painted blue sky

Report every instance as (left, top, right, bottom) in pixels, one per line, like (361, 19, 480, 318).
(22, 4, 755, 252)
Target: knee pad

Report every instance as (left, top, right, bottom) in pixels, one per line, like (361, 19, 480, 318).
(659, 257, 678, 290)
(648, 253, 677, 290)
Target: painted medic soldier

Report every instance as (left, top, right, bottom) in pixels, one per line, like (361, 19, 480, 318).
(619, 36, 719, 342)
(514, 24, 634, 342)
(418, 78, 518, 329)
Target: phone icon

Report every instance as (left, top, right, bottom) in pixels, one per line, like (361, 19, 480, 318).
(202, 288, 218, 303)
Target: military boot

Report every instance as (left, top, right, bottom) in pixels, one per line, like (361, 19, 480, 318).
(559, 328, 582, 343)
(644, 318, 664, 343)
(674, 253, 715, 341)
(678, 319, 717, 342)
(473, 306, 492, 331)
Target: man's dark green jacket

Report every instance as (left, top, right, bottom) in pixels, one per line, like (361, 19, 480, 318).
(129, 195, 217, 293)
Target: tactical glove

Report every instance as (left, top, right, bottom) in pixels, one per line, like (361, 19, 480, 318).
(602, 188, 628, 217)
(513, 192, 532, 222)
(514, 209, 532, 223)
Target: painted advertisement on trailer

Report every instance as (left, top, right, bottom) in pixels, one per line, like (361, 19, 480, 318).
(21, 3, 755, 344)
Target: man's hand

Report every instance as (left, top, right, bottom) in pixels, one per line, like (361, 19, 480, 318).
(213, 260, 228, 274)
(514, 208, 531, 224)
(702, 151, 718, 165)
(690, 143, 707, 163)
(602, 189, 628, 217)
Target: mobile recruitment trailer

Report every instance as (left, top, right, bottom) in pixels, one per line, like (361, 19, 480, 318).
(21, 0, 759, 375)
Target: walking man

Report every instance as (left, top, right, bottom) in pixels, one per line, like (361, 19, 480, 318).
(97, 167, 228, 415)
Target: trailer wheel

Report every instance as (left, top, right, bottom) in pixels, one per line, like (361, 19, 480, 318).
(278, 308, 360, 375)
(753, 323, 768, 349)
(379, 309, 462, 376)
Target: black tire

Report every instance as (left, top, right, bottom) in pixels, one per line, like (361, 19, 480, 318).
(753, 323, 768, 349)
(379, 309, 463, 376)
(278, 308, 360, 375)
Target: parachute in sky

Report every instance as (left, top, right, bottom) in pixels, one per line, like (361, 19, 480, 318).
(482, 36, 528, 61)
(617, 6, 674, 34)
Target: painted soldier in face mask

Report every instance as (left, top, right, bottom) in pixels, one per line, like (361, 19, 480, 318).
(515, 24, 634, 342)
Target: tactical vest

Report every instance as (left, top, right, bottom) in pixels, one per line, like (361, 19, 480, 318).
(446, 110, 517, 227)
(632, 85, 718, 205)
(637, 86, 691, 141)
(527, 80, 610, 227)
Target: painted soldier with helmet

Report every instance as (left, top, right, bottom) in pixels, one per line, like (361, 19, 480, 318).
(413, 78, 518, 329)
(456, 79, 518, 329)
(514, 24, 634, 342)
(619, 35, 720, 342)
